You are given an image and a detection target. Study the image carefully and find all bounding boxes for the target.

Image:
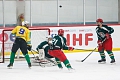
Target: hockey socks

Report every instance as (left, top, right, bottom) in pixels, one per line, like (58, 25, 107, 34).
(98, 50, 115, 63)
(24, 54, 31, 64)
(63, 59, 72, 68)
(10, 52, 16, 64)
(106, 51, 115, 59)
(55, 58, 63, 68)
(99, 51, 105, 59)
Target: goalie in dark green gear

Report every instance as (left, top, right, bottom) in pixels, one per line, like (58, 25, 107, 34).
(36, 35, 54, 58)
(34, 36, 57, 66)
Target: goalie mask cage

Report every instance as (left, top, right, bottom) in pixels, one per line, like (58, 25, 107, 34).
(0, 27, 50, 63)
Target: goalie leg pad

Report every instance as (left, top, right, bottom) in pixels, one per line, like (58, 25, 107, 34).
(39, 49, 45, 59)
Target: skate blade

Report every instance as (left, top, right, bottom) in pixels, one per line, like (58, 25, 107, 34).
(68, 69, 75, 73)
(58, 67, 63, 70)
(29, 66, 32, 69)
(110, 62, 116, 65)
(68, 68, 75, 73)
(98, 62, 106, 64)
(7, 66, 13, 69)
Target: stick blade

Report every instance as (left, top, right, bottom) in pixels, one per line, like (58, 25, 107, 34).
(76, 60, 84, 62)
(81, 60, 84, 62)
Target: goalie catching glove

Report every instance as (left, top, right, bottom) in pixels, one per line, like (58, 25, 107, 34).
(27, 45, 32, 51)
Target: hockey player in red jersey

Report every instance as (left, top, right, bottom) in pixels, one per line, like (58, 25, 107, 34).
(48, 29, 74, 70)
(96, 18, 115, 64)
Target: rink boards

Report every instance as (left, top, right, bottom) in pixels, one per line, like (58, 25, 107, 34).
(0, 25, 120, 55)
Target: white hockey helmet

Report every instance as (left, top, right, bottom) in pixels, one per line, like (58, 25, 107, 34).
(46, 35, 52, 39)
(22, 21, 29, 26)
(46, 35, 53, 44)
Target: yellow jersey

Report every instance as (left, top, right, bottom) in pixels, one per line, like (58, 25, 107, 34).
(12, 26, 31, 45)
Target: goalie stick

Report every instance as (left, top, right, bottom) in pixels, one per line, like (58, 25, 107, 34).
(30, 50, 36, 58)
(31, 49, 39, 54)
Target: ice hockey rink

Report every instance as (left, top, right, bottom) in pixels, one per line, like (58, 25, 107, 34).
(0, 51, 120, 80)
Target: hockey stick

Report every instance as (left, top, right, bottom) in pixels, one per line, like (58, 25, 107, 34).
(74, 48, 98, 52)
(78, 38, 106, 62)
(30, 50, 36, 59)
(31, 49, 39, 53)
(79, 47, 98, 62)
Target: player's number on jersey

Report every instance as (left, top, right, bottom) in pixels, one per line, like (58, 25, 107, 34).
(19, 28, 25, 34)
(52, 38, 58, 45)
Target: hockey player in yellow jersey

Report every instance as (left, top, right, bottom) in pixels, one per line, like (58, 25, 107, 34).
(7, 21, 32, 68)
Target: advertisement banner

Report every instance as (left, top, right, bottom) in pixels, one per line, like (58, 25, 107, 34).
(49, 26, 98, 49)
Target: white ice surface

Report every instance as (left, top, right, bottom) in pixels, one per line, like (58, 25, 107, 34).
(0, 51, 120, 80)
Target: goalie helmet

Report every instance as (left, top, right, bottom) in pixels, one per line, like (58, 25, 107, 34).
(58, 29, 64, 36)
(46, 35, 53, 44)
(96, 18, 103, 23)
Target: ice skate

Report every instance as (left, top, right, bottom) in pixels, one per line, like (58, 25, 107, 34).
(110, 59, 115, 65)
(35, 56, 39, 60)
(98, 58, 106, 64)
(7, 63, 13, 69)
(28, 63, 32, 69)
(59, 67, 63, 70)
(68, 67, 75, 72)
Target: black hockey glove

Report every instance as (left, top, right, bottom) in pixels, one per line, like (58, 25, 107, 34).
(27, 45, 32, 51)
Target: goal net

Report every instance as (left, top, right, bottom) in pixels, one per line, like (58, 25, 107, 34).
(0, 27, 50, 63)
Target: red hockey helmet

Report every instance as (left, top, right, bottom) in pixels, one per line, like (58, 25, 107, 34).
(58, 29, 64, 36)
(96, 18, 103, 23)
